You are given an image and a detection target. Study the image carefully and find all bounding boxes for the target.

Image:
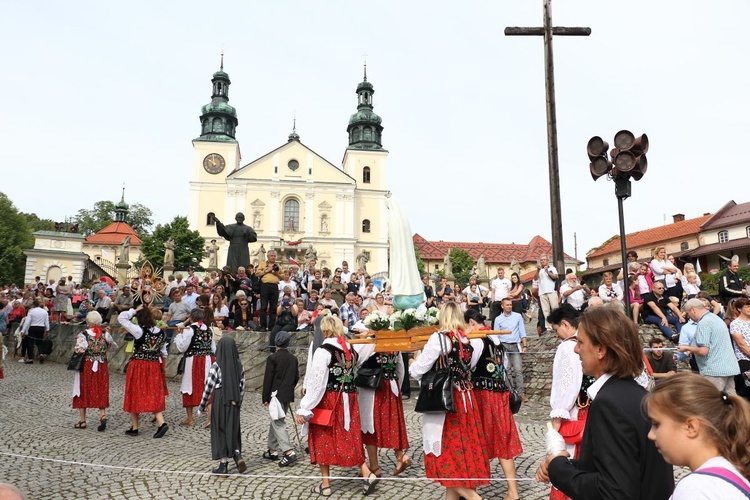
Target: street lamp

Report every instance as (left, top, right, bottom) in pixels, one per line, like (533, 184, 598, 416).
(588, 130, 649, 312)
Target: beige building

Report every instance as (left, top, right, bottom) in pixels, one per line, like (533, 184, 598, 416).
(188, 61, 389, 273)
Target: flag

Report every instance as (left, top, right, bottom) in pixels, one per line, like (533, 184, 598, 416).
(695, 259, 702, 273)
(289, 257, 300, 267)
(101, 248, 110, 258)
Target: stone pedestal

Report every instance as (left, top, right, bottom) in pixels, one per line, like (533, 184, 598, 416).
(206, 267, 220, 275)
(115, 263, 130, 287)
(163, 264, 175, 278)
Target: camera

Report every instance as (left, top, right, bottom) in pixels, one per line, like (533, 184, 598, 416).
(282, 298, 292, 307)
(272, 264, 279, 272)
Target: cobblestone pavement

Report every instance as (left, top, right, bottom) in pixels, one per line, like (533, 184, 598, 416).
(0, 329, 686, 499)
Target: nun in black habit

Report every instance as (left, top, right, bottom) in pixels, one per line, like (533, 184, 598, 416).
(199, 336, 246, 474)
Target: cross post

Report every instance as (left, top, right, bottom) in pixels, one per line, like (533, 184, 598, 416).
(505, 0, 590, 274)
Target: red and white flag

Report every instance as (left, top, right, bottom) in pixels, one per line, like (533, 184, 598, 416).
(289, 257, 300, 267)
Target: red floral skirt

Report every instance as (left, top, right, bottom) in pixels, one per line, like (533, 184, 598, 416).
(472, 389, 523, 460)
(308, 391, 365, 467)
(73, 359, 110, 409)
(123, 359, 166, 414)
(549, 406, 589, 500)
(424, 388, 491, 488)
(182, 354, 214, 408)
(362, 380, 409, 450)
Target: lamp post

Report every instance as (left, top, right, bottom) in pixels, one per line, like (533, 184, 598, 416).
(587, 130, 649, 313)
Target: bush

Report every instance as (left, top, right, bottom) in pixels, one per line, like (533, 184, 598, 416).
(699, 267, 750, 296)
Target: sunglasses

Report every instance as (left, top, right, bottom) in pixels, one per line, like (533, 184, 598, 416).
(240, 303, 248, 306)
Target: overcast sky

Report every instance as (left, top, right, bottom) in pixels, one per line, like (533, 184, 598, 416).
(2, 1, 748, 266)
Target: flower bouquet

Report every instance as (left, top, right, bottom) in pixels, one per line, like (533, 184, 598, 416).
(364, 310, 391, 331)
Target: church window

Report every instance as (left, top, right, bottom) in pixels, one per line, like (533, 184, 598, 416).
(718, 230, 729, 243)
(212, 117, 222, 133)
(362, 219, 371, 233)
(680, 241, 689, 251)
(206, 212, 215, 225)
(284, 199, 300, 232)
(363, 167, 371, 184)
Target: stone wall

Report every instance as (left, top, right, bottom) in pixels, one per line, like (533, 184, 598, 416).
(2, 323, 682, 397)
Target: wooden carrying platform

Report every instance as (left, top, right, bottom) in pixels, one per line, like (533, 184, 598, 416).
(348, 327, 511, 352)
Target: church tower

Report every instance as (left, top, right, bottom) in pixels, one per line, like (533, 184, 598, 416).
(190, 54, 242, 235)
(343, 64, 389, 274)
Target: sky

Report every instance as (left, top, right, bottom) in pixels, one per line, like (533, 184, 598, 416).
(2, 1, 749, 267)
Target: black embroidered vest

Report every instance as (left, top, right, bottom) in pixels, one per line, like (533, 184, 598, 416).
(320, 343, 358, 393)
(471, 337, 508, 392)
(186, 324, 213, 357)
(359, 351, 399, 381)
(443, 334, 473, 391)
(132, 327, 167, 361)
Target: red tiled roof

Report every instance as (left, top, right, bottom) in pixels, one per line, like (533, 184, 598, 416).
(84, 222, 142, 245)
(586, 214, 711, 259)
(413, 233, 577, 264)
(701, 200, 750, 231)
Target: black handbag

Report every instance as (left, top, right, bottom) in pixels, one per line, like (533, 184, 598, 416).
(67, 352, 85, 371)
(415, 332, 456, 413)
(176, 353, 188, 375)
(354, 366, 383, 390)
(39, 338, 53, 356)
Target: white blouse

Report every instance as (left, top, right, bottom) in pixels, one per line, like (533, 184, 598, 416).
(117, 310, 168, 359)
(599, 283, 624, 303)
(174, 323, 216, 396)
(549, 338, 583, 420)
(356, 344, 405, 434)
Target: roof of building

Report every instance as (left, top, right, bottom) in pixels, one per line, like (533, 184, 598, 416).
(700, 200, 750, 231)
(413, 233, 578, 264)
(84, 222, 141, 246)
(586, 214, 711, 259)
(683, 237, 750, 259)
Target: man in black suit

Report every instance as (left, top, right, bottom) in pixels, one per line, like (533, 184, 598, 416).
(538, 306, 675, 500)
(261, 331, 300, 466)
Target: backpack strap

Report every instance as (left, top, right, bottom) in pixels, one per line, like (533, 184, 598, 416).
(692, 467, 750, 497)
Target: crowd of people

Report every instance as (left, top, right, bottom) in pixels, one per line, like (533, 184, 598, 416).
(3, 248, 750, 499)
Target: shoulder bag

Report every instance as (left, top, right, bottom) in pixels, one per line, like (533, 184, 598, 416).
(67, 351, 85, 371)
(309, 369, 348, 427)
(415, 332, 456, 413)
(503, 350, 523, 414)
(354, 357, 383, 390)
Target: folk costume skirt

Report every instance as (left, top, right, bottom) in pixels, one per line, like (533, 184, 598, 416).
(182, 354, 215, 408)
(362, 379, 409, 450)
(73, 359, 109, 409)
(308, 391, 366, 467)
(123, 359, 166, 414)
(423, 388, 490, 488)
(472, 389, 523, 460)
(210, 387, 242, 460)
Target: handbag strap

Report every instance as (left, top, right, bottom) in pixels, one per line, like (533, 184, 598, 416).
(692, 468, 750, 497)
(436, 331, 450, 369)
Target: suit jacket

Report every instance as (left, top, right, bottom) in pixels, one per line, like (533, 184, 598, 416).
(548, 376, 674, 500)
(262, 348, 299, 404)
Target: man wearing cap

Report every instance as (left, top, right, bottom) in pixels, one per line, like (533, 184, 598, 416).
(261, 330, 299, 466)
(110, 285, 134, 323)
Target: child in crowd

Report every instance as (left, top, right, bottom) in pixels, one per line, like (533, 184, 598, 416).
(628, 275, 643, 323)
(261, 331, 300, 466)
(645, 373, 750, 499)
(637, 262, 653, 295)
(199, 336, 246, 475)
(684, 272, 701, 299)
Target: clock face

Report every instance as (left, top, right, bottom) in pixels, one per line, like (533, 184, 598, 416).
(203, 153, 226, 174)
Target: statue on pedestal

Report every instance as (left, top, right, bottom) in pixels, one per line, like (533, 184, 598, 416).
(356, 250, 370, 272)
(477, 254, 487, 278)
(510, 256, 521, 277)
(206, 239, 219, 269)
(250, 244, 266, 265)
(443, 252, 453, 277)
(118, 236, 131, 265)
(304, 244, 318, 264)
(215, 212, 258, 273)
(163, 238, 175, 267)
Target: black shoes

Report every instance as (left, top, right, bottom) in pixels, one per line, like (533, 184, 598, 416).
(212, 462, 228, 474)
(153, 423, 169, 438)
(278, 452, 297, 467)
(234, 452, 247, 473)
(125, 427, 139, 436)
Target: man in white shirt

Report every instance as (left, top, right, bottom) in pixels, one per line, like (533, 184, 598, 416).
(560, 273, 586, 310)
(489, 268, 512, 326)
(339, 261, 353, 284)
(462, 276, 488, 296)
(182, 284, 199, 309)
(535, 255, 559, 332)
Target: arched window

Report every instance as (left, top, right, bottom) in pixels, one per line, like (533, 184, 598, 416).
(680, 241, 689, 251)
(206, 212, 215, 225)
(284, 199, 300, 232)
(362, 219, 371, 233)
(363, 166, 371, 184)
(718, 230, 729, 243)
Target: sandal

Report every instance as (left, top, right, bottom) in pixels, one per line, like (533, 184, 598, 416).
(392, 455, 412, 476)
(362, 472, 379, 495)
(262, 450, 279, 461)
(311, 484, 332, 497)
(74, 421, 87, 429)
(97, 417, 107, 432)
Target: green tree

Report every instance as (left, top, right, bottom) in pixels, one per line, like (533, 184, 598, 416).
(0, 193, 34, 285)
(73, 200, 154, 236)
(21, 213, 56, 232)
(414, 247, 426, 276)
(449, 247, 475, 287)
(139, 216, 206, 269)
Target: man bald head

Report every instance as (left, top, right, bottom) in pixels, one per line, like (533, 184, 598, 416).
(0, 483, 25, 500)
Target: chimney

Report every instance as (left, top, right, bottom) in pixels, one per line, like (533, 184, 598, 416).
(672, 213, 685, 223)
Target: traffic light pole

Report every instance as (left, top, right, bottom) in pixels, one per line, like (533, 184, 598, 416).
(615, 175, 632, 313)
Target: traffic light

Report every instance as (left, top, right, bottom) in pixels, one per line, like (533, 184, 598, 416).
(587, 136, 611, 180)
(612, 130, 648, 180)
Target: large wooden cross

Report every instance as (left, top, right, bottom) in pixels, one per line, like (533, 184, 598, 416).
(505, 0, 590, 274)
